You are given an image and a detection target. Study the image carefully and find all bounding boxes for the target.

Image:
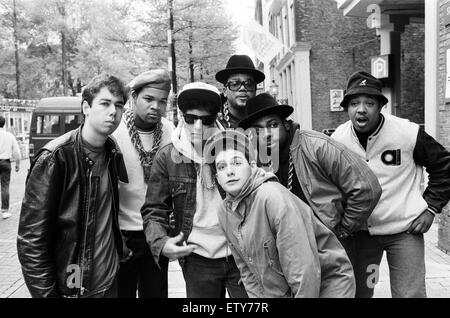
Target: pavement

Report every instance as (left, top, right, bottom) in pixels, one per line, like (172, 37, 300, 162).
(2, 159, 450, 298)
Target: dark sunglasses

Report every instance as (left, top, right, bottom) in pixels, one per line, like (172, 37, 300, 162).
(183, 113, 217, 125)
(226, 80, 256, 92)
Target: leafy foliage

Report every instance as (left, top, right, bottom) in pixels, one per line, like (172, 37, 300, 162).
(0, 0, 236, 99)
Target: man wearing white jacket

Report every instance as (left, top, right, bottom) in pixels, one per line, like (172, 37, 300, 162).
(332, 71, 450, 298)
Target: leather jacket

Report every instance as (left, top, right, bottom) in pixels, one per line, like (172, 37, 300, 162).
(17, 127, 127, 298)
(290, 127, 382, 234)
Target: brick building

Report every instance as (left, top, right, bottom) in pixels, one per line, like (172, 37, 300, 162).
(254, 0, 425, 134)
(253, 0, 450, 252)
(438, 0, 450, 252)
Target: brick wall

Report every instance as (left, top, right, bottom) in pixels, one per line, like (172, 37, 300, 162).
(439, 0, 450, 151)
(293, 0, 425, 132)
(398, 23, 425, 125)
(437, 0, 450, 253)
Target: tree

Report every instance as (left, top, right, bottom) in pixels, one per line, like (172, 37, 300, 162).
(0, 0, 239, 99)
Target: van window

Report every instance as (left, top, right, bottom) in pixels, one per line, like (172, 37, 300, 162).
(65, 114, 81, 131)
(36, 115, 60, 135)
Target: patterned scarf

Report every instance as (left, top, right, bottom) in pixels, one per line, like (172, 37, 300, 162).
(123, 107, 162, 183)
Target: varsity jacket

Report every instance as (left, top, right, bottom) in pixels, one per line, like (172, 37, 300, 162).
(332, 114, 450, 235)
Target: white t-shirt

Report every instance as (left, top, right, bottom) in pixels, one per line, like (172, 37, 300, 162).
(112, 117, 175, 231)
(0, 128, 21, 161)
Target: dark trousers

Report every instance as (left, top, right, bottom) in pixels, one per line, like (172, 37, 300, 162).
(339, 235, 357, 270)
(88, 279, 118, 298)
(181, 253, 248, 298)
(353, 230, 426, 298)
(0, 160, 11, 210)
(117, 230, 169, 298)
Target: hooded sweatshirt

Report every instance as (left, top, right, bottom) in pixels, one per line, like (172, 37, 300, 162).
(171, 118, 229, 259)
(218, 167, 355, 298)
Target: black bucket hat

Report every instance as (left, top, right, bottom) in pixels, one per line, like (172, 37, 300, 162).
(215, 55, 265, 85)
(340, 71, 389, 108)
(238, 93, 293, 129)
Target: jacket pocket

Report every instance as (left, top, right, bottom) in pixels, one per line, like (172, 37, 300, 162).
(263, 238, 283, 276)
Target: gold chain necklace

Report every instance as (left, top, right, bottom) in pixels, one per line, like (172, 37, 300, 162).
(123, 108, 163, 183)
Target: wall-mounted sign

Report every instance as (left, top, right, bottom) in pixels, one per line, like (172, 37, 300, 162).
(330, 89, 344, 112)
(366, 4, 381, 29)
(371, 55, 390, 79)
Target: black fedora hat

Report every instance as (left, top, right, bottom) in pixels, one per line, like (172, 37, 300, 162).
(340, 71, 389, 108)
(238, 93, 293, 129)
(215, 55, 265, 85)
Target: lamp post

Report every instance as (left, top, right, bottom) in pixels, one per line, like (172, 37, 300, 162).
(269, 80, 279, 101)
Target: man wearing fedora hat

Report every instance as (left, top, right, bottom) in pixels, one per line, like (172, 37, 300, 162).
(238, 93, 382, 268)
(332, 71, 450, 298)
(112, 69, 175, 298)
(140, 82, 248, 298)
(216, 54, 265, 128)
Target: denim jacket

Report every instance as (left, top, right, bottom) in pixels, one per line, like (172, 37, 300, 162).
(141, 143, 204, 266)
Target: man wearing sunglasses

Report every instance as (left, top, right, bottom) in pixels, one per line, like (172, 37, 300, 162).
(215, 54, 265, 128)
(141, 82, 248, 298)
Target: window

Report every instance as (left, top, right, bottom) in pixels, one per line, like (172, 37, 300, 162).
(36, 115, 60, 135)
(65, 114, 81, 131)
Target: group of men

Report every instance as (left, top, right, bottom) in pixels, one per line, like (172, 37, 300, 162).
(15, 53, 450, 298)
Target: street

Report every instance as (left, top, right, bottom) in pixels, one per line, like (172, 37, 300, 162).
(2, 159, 450, 298)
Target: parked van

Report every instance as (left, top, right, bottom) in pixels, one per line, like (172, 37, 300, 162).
(29, 96, 82, 161)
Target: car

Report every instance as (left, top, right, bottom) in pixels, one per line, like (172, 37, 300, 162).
(29, 96, 82, 162)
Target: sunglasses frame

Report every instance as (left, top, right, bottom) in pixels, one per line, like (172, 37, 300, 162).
(183, 113, 217, 125)
(226, 80, 256, 92)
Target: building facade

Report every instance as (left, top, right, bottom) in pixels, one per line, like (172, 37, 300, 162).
(255, 0, 425, 134)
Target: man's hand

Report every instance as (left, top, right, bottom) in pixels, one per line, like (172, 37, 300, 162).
(407, 210, 435, 235)
(335, 224, 352, 240)
(162, 232, 196, 260)
(121, 236, 133, 263)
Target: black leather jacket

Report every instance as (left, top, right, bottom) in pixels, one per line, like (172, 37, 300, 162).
(17, 127, 127, 298)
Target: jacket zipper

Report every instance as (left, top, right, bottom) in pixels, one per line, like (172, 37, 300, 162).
(106, 156, 123, 254)
(79, 167, 92, 296)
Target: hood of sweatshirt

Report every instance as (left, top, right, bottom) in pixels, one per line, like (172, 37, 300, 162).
(171, 117, 224, 188)
(225, 167, 278, 217)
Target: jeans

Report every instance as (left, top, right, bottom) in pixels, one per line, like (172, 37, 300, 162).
(181, 253, 248, 298)
(117, 230, 169, 298)
(353, 230, 426, 298)
(0, 159, 11, 211)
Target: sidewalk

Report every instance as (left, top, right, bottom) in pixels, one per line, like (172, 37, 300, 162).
(2, 159, 450, 298)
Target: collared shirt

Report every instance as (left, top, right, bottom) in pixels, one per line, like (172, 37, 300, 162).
(0, 128, 21, 160)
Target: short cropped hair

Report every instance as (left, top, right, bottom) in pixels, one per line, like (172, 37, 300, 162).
(82, 73, 128, 107)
